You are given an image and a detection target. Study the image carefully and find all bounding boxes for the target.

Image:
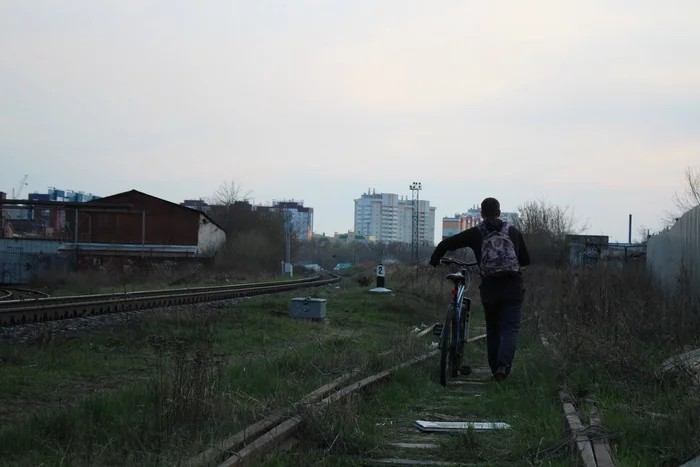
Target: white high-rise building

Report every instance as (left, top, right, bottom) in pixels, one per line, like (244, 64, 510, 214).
(354, 189, 436, 245)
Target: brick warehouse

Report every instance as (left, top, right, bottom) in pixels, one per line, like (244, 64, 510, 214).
(67, 190, 226, 255)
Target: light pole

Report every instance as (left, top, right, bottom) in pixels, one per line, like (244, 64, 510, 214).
(409, 181, 422, 262)
(284, 210, 293, 276)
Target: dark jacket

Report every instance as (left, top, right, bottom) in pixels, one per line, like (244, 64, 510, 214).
(429, 219, 531, 303)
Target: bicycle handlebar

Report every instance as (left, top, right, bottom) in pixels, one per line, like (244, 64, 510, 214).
(440, 257, 478, 268)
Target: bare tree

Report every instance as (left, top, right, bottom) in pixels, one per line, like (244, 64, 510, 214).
(637, 224, 651, 243)
(203, 180, 296, 273)
(674, 165, 700, 211)
(664, 165, 700, 226)
(209, 180, 252, 207)
(516, 198, 588, 239)
(515, 197, 589, 265)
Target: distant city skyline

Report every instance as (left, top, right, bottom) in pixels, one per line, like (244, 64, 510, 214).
(0, 181, 645, 245)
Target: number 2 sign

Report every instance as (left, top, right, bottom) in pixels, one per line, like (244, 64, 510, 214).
(376, 264, 385, 277)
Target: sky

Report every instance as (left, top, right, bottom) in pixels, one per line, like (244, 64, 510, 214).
(1, 0, 699, 244)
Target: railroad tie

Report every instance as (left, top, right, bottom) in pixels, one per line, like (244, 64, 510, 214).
(363, 367, 512, 466)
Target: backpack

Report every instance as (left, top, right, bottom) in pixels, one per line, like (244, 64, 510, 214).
(478, 221, 520, 277)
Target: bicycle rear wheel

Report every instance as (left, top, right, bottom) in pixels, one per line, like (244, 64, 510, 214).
(439, 306, 458, 386)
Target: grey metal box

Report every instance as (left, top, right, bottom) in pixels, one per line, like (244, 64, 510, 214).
(290, 297, 327, 319)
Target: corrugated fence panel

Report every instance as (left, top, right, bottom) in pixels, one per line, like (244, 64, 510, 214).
(647, 205, 700, 299)
(0, 239, 68, 284)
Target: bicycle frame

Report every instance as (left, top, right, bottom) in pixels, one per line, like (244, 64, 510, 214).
(438, 266, 471, 353)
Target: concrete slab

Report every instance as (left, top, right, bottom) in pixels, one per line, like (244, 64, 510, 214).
(679, 455, 700, 467)
(364, 458, 474, 466)
(414, 420, 511, 432)
(386, 442, 440, 450)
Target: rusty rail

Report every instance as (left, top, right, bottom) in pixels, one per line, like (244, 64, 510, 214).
(0, 287, 50, 301)
(0, 273, 340, 327)
(195, 333, 488, 467)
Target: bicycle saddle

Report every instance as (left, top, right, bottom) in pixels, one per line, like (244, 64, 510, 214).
(446, 273, 464, 283)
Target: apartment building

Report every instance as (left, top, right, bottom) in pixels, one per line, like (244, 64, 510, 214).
(441, 204, 519, 239)
(261, 200, 314, 243)
(353, 189, 436, 245)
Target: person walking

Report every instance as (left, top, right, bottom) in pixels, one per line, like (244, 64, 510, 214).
(429, 197, 531, 382)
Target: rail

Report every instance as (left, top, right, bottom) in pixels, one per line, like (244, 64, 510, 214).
(0, 273, 340, 327)
(0, 287, 50, 301)
(188, 332, 489, 467)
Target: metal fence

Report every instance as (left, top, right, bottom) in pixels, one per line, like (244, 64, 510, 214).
(646, 205, 700, 299)
(0, 238, 72, 284)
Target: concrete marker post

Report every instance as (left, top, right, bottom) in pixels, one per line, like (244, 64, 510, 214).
(376, 263, 385, 288)
(369, 263, 391, 293)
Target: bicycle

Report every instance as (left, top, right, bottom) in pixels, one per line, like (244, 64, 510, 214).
(432, 256, 478, 387)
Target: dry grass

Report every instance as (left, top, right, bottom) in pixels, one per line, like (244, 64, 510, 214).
(30, 263, 297, 296)
(0, 270, 456, 466)
(528, 263, 699, 378)
(527, 263, 700, 465)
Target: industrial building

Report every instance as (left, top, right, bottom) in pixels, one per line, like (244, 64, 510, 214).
(354, 189, 436, 245)
(1, 186, 101, 239)
(30, 187, 101, 203)
(181, 199, 210, 212)
(0, 190, 227, 283)
(65, 190, 226, 255)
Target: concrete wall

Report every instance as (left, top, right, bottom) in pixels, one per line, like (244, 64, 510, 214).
(0, 238, 71, 284)
(647, 205, 700, 298)
(197, 213, 226, 254)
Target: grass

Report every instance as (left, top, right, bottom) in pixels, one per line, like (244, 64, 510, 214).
(0, 271, 453, 466)
(529, 263, 700, 467)
(263, 315, 572, 467)
(557, 360, 700, 466)
(6, 262, 695, 466)
(261, 263, 700, 466)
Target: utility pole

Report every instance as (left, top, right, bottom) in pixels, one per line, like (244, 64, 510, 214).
(284, 210, 293, 276)
(409, 181, 422, 262)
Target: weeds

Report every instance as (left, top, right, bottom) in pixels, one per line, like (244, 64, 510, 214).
(528, 263, 700, 465)
(32, 263, 298, 296)
(0, 274, 451, 466)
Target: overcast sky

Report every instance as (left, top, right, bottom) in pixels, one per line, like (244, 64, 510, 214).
(2, 1, 698, 243)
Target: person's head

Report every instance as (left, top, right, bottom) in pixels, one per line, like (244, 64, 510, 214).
(480, 197, 501, 220)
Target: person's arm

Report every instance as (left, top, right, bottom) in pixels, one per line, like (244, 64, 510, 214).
(429, 229, 477, 266)
(515, 229, 531, 267)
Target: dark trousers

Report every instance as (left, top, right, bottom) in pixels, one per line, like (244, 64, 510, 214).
(482, 300, 523, 375)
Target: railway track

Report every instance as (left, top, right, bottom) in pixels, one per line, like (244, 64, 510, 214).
(188, 326, 616, 467)
(0, 273, 340, 327)
(0, 287, 50, 301)
(187, 332, 488, 467)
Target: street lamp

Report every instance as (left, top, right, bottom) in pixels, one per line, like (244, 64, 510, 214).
(409, 181, 422, 262)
